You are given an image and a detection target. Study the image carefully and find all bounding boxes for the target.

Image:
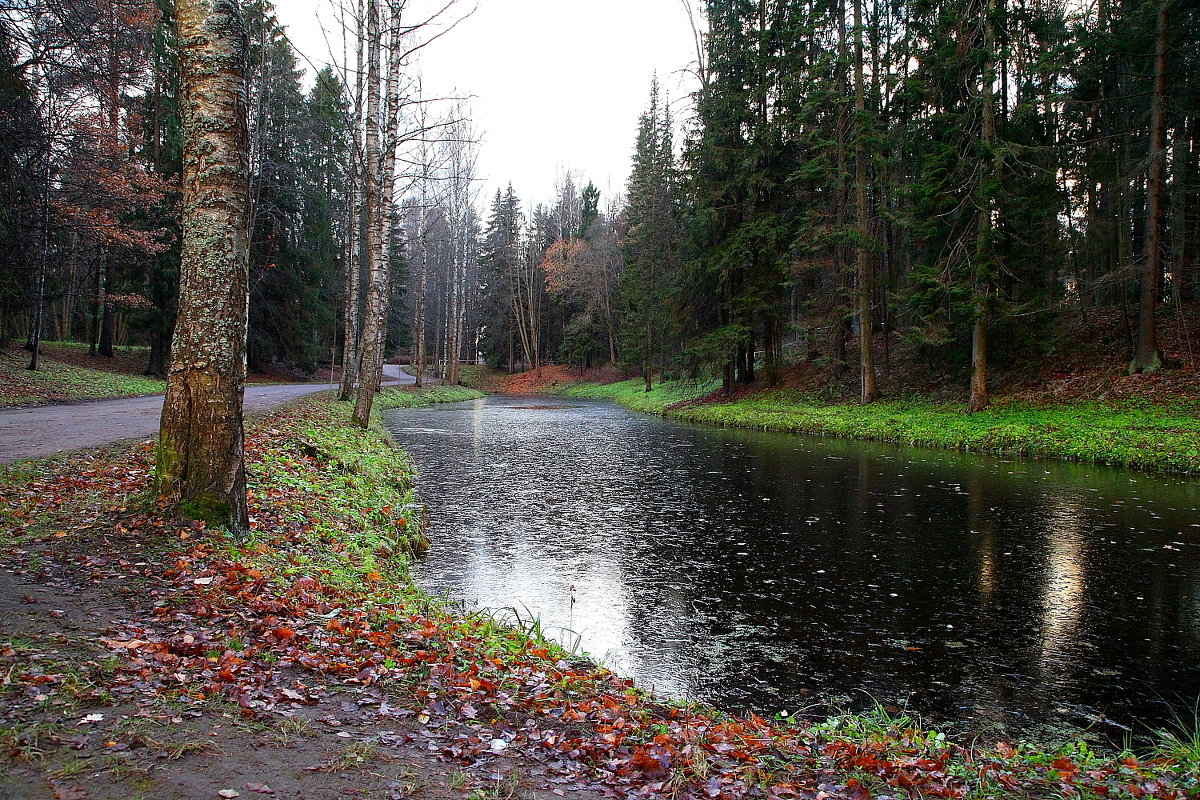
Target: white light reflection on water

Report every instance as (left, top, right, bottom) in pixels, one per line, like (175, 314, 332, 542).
(386, 395, 1200, 743)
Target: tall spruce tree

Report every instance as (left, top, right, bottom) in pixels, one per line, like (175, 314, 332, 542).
(621, 78, 681, 390)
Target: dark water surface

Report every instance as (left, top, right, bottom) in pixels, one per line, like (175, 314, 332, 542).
(384, 395, 1200, 743)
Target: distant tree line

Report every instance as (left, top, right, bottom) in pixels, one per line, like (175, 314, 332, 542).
(474, 0, 1198, 412)
(3, 0, 1196, 417)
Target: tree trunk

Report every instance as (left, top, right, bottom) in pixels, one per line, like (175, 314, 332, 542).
(1184, 116, 1199, 302)
(26, 144, 51, 372)
(853, 0, 877, 404)
(156, 0, 250, 529)
(89, 258, 102, 357)
(352, 0, 385, 427)
(968, 303, 989, 414)
(1130, 0, 1168, 374)
(969, 0, 999, 413)
(337, 0, 365, 401)
(146, 329, 168, 377)
(338, 181, 361, 399)
(414, 205, 429, 387)
(98, 254, 115, 357)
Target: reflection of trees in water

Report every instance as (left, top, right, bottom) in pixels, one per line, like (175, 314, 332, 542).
(393, 398, 1200, 738)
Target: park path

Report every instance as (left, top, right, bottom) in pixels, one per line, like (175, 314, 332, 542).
(0, 365, 413, 464)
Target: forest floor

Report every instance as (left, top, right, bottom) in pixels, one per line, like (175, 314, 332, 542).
(3, 388, 1198, 800)
(1, 346, 166, 409)
(494, 307, 1200, 475)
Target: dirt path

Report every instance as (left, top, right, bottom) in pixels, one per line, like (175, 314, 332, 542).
(0, 366, 412, 465)
(0, 546, 601, 800)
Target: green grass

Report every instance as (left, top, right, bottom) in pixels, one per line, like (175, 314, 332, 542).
(240, 385, 486, 581)
(564, 378, 1200, 474)
(562, 377, 720, 413)
(455, 364, 505, 392)
(375, 385, 484, 409)
(0, 348, 164, 408)
(41, 340, 150, 357)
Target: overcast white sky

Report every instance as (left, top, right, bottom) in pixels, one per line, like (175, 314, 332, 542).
(274, 0, 701, 208)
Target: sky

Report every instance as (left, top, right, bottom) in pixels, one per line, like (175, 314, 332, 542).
(273, 0, 702, 208)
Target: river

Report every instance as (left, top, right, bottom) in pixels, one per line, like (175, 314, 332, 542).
(384, 395, 1200, 744)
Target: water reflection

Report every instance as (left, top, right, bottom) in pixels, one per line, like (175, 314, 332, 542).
(385, 396, 1200, 743)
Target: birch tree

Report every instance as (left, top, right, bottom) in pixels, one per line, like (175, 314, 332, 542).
(156, 0, 250, 528)
(350, 0, 385, 427)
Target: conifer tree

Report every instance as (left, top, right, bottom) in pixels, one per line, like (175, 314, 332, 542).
(621, 78, 681, 390)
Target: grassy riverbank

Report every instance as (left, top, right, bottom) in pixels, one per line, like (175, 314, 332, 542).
(560, 378, 1200, 474)
(2, 387, 1197, 798)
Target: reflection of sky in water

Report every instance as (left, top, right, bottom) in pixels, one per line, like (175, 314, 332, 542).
(1039, 496, 1087, 679)
(386, 396, 1200, 743)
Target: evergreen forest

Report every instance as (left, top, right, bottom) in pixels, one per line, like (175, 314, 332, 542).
(2, 0, 1199, 407)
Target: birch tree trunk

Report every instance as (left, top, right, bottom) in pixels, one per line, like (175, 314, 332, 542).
(156, 0, 250, 529)
(351, 0, 383, 427)
(337, 0, 364, 401)
(414, 201, 428, 387)
(372, 2, 402, 383)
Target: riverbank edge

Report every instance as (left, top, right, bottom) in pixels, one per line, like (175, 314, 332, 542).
(546, 378, 1200, 475)
(2, 387, 1197, 799)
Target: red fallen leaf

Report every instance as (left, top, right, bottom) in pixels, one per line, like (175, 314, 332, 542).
(242, 783, 275, 795)
(272, 627, 296, 640)
(629, 747, 670, 779)
(1052, 756, 1078, 776)
(100, 637, 163, 651)
(291, 577, 320, 592)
